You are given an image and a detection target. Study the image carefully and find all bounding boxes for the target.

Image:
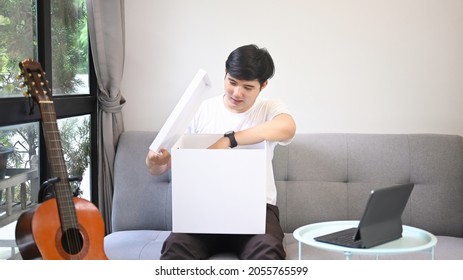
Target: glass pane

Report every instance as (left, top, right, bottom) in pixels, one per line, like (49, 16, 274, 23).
(0, 122, 40, 259)
(57, 115, 91, 201)
(51, 0, 89, 95)
(0, 0, 36, 98)
(0, 115, 90, 259)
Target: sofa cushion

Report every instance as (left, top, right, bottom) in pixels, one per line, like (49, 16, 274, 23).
(105, 231, 463, 260)
(104, 230, 170, 260)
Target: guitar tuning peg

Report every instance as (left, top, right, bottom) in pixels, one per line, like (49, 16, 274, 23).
(19, 82, 26, 88)
(16, 74, 23, 80)
(23, 92, 29, 97)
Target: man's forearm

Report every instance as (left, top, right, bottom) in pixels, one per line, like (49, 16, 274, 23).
(208, 113, 296, 149)
(235, 113, 296, 145)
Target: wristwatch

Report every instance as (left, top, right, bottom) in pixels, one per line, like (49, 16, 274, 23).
(224, 131, 238, 148)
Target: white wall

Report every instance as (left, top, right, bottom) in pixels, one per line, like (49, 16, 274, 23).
(121, 0, 463, 136)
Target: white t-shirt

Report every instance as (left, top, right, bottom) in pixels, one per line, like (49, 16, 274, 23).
(187, 94, 293, 205)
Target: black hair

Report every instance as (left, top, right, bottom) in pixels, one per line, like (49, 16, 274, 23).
(225, 44, 275, 86)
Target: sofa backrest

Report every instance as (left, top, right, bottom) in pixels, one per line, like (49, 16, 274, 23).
(112, 131, 463, 237)
(274, 133, 463, 237)
(112, 131, 172, 232)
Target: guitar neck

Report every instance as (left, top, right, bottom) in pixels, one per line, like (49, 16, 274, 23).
(38, 100, 78, 231)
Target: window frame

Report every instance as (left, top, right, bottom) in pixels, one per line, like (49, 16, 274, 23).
(0, 0, 99, 205)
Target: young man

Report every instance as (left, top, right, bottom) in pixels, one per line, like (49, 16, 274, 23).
(146, 44, 296, 259)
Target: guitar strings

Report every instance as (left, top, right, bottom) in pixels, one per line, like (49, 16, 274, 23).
(42, 101, 83, 259)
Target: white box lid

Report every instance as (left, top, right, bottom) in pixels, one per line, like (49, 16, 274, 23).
(149, 69, 212, 152)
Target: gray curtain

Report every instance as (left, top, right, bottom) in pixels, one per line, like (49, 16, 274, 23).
(86, 0, 126, 233)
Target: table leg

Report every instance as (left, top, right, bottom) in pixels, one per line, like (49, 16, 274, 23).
(344, 251, 352, 260)
(10, 246, 15, 259)
(298, 241, 302, 260)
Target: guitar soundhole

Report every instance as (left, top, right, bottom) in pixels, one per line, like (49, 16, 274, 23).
(61, 228, 84, 255)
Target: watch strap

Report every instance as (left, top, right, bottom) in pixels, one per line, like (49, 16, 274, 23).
(224, 131, 238, 148)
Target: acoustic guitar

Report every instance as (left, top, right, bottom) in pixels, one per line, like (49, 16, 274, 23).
(15, 58, 108, 260)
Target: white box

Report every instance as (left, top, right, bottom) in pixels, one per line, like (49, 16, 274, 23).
(171, 134, 267, 234)
(149, 69, 267, 234)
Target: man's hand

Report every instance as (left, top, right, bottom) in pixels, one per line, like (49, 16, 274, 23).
(146, 148, 171, 175)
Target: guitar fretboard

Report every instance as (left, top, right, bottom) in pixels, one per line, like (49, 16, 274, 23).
(38, 97, 79, 232)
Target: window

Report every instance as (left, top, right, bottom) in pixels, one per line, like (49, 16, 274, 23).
(0, 0, 97, 259)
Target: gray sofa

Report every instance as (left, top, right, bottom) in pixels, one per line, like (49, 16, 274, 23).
(104, 131, 463, 260)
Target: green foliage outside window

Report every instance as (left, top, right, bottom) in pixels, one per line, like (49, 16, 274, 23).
(0, 0, 88, 96)
(0, 0, 36, 96)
